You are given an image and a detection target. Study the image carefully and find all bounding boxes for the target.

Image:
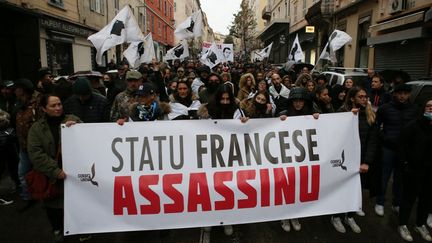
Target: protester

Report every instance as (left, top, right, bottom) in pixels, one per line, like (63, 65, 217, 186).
(375, 83, 418, 217)
(106, 63, 128, 107)
(331, 84, 347, 111)
(269, 73, 290, 116)
(397, 99, 432, 242)
(344, 77, 355, 91)
(63, 77, 110, 123)
(370, 74, 391, 112)
(110, 70, 142, 121)
(331, 87, 378, 234)
(14, 78, 41, 210)
(167, 81, 201, 120)
(240, 91, 272, 118)
(313, 85, 334, 114)
(198, 73, 221, 104)
(278, 87, 319, 232)
(27, 94, 81, 242)
(237, 73, 256, 101)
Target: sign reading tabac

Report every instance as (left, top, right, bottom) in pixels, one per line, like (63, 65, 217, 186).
(61, 113, 361, 235)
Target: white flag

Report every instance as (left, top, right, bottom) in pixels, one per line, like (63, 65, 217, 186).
(288, 34, 304, 62)
(141, 33, 156, 64)
(256, 42, 273, 61)
(88, 5, 144, 65)
(164, 41, 189, 60)
(319, 30, 352, 63)
(174, 11, 203, 40)
(200, 42, 224, 69)
(123, 33, 155, 68)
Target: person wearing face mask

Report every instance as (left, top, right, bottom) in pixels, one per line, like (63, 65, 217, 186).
(240, 91, 272, 118)
(167, 81, 201, 120)
(397, 99, 432, 242)
(331, 87, 378, 234)
(198, 72, 222, 104)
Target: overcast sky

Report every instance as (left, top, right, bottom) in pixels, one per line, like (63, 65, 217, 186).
(200, 0, 242, 35)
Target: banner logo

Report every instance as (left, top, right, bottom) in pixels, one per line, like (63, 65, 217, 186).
(77, 163, 99, 186)
(330, 150, 347, 171)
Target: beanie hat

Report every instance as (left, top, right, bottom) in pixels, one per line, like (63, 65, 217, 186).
(14, 78, 34, 93)
(73, 77, 92, 95)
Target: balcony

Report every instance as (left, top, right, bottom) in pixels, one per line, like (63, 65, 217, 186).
(262, 6, 271, 20)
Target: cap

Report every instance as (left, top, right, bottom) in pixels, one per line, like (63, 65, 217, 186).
(126, 70, 142, 80)
(136, 82, 155, 96)
(393, 83, 411, 93)
(14, 79, 34, 91)
(73, 77, 92, 95)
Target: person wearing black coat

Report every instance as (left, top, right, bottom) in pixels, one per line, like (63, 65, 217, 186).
(63, 77, 110, 123)
(331, 87, 378, 234)
(374, 84, 418, 217)
(397, 99, 432, 242)
(369, 74, 391, 112)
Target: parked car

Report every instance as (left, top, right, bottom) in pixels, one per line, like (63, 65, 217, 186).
(321, 67, 368, 87)
(406, 79, 432, 106)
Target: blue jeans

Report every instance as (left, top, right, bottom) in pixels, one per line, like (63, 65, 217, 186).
(18, 150, 32, 201)
(376, 147, 401, 207)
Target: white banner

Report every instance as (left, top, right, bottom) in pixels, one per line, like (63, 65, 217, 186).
(62, 113, 361, 235)
(201, 42, 234, 62)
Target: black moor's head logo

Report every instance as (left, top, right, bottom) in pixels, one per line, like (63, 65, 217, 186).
(174, 45, 184, 58)
(207, 51, 217, 64)
(110, 20, 125, 36)
(330, 150, 347, 171)
(77, 163, 99, 186)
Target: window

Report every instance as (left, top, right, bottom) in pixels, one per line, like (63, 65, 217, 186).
(151, 15, 155, 32)
(293, 3, 297, 22)
(158, 21, 162, 36)
(114, 0, 119, 10)
(164, 1, 167, 16)
(303, 0, 307, 16)
(159, 0, 162, 9)
(90, 0, 105, 14)
(174, 2, 176, 12)
(49, 0, 64, 7)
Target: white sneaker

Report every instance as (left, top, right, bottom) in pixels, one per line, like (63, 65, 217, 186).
(290, 219, 301, 231)
(415, 225, 432, 241)
(427, 214, 432, 229)
(281, 219, 291, 232)
(200, 228, 211, 243)
(392, 206, 400, 214)
(223, 225, 233, 236)
(331, 216, 346, 233)
(375, 204, 384, 216)
(0, 198, 13, 205)
(398, 225, 413, 242)
(345, 217, 361, 233)
(356, 209, 366, 216)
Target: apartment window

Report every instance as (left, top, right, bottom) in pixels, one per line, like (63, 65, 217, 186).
(49, 0, 64, 7)
(159, 0, 162, 9)
(90, 0, 105, 14)
(294, 3, 297, 22)
(158, 21, 162, 36)
(164, 1, 167, 16)
(114, 0, 119, 10)
(303, 0, 307, 16)
(139, 13, 144, 28)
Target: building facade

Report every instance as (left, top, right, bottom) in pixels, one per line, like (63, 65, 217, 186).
(144, 0, 175, 61)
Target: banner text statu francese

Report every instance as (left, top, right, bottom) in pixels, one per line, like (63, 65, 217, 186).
(111, 129, 321, 215)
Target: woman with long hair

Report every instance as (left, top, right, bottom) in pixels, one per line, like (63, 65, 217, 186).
(237, 73, 256, 102)
(167, 81, 201, 120)
(331, 87, 378, 234)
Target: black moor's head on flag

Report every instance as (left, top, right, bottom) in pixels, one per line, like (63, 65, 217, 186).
(290, 43, 298, 60)
(137, 42, 145, 56)
(174, 45, 184, 58)
(207, 51, 217, 64)
(111, 20, 125, 36)
(186, 19, 195, 33)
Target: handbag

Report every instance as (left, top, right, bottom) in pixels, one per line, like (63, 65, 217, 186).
(25, 170, 61, 200)
(25, 143, 62, 200)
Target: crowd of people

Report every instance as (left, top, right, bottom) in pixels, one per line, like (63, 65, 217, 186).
(0, 58, 431, 243)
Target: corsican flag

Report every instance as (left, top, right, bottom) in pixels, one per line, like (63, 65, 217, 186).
(288, 34, 304, 62)
(319, 30, 352, 63)
(88, 5, 143, 65)
(174, 11, 203, 40)
(164, 40, 189, 61)
(123, 33, 156, 68)
(200, 42, 224, 69)
(256, 42, 273, 61)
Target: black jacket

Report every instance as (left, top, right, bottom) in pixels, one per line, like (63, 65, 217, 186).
(63, 92, 110, 123)
(370, 87, 391, 108)
(376, 100, 418, 149)
(399, 117, 432, 172)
